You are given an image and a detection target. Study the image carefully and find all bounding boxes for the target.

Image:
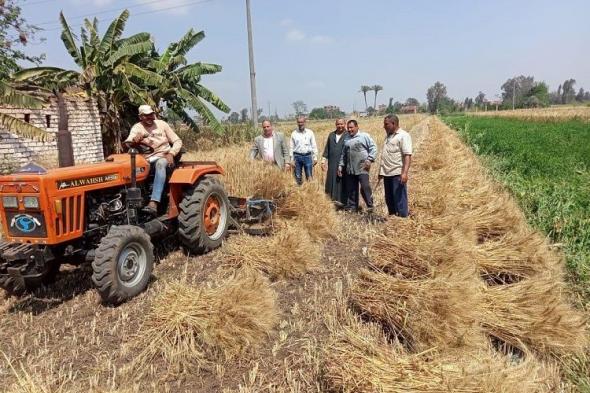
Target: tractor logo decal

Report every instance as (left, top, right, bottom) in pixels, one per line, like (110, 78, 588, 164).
(11, 214, 41, 233)
(57, 174, 119, 190)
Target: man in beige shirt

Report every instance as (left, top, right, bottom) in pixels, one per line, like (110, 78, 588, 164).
(379, 114, 412, 217)
(125, 105, 183, 214)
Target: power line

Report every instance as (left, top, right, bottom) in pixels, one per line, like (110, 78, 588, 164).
(21, 0, 63, 6)
(33, 0, 165, 26)
(41, 0, 216, 31)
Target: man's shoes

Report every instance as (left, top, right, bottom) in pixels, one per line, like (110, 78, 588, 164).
(333, 201, 345, 209)
(142, 201, 158, 216)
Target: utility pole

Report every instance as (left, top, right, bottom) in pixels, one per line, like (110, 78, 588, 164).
(245, 0, 258, 127)
(512, 79, 516, 110)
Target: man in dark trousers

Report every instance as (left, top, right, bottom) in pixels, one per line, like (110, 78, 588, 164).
(379, 114, 412, 217)
(321, 118, 349, 206)
(337, 119, 377, 212)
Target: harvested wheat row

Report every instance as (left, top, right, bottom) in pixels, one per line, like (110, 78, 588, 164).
(222, 221, 322, 280)
(132, 268, 278, 372)
(369, 217, 473, 279)
(276, 182, 339, 241)
(350, 265, 486, 351)
(481, 274, 588, 357)
(322, 322, 560, 393)
(475, 229, 563, 284)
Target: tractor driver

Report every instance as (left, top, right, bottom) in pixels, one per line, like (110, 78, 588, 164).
(125, 105, 183, 215)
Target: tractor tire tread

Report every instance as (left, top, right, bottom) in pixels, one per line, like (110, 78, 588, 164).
(91, 225, 154, 304)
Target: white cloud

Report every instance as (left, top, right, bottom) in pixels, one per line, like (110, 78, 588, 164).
(310, 35, 334, 44)
(305, 81, 326, 89)
(280, 18, 293, 27)
(286, 29, 306, 42)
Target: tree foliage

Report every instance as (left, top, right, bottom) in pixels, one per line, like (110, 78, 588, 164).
(500, 75, 549, 109)
(13, 10, 229, 154)
(0, 0, 49, 140)
(426, 81, 448, 114)
(0, 0, 45, 80)
(292, 100, 307, 116)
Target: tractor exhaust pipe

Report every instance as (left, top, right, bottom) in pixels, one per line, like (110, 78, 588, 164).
(56, 91, 75, 168)
(126, 147, 142, 225)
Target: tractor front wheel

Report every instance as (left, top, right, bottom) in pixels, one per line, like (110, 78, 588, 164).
(178, 176, 229, 254)
(92, 225, 154, 304)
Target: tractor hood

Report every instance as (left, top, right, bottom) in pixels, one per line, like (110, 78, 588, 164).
(0, 154, 149, 193)
(0, 154, 149, 245)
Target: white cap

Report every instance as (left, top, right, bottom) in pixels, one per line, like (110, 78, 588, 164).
(138, 105, 154, 115)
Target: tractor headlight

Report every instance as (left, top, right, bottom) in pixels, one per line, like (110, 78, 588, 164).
(2, 196, 18, 209)
(23, 196, 39, 209)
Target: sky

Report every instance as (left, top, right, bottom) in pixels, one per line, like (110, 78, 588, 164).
(17, 0, 590, 117)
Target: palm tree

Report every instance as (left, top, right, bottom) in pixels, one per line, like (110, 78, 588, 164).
(359, 85, 372, 111)
(372, 85, 383, 111)
(13, 10, 229, 154)
(0, 79, 50, 141)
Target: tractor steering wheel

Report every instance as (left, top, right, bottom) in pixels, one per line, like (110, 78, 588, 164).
(123, 140, 154, 155)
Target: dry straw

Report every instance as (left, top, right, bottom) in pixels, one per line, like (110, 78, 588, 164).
(350, 264, 485, 352)
(322, 322, 560, 393)
(277, 182, 339, 241)
(222, 221, 322, 280)
(132, 268, 278, 371)
(481, 274, 588, 357)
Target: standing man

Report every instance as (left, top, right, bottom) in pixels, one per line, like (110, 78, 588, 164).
(125, 105, 183, 215)
(249, 120, 290, 171)
(337, 119, 377, 212)
(379, 114, 412, 217)
(290, 116, 318, 185)
(321, 118, 349, 206)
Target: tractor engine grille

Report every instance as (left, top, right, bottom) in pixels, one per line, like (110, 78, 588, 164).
(55, 195, 83, 237)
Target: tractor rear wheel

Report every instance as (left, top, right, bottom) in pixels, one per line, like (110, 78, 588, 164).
(92, 225, 154, 304)
(178, 175, 229, 254)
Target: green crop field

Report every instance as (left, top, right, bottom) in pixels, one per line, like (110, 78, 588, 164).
(444, 115, 590, 301)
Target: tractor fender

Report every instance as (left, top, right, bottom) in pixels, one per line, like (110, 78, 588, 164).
(166, 164, 225, 219)
(168, 164, 225, 186)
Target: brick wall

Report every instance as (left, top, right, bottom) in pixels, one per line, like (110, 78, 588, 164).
(0, 97, 104, 173)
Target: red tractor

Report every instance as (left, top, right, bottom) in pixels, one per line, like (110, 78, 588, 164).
(0, 144, 273, 304)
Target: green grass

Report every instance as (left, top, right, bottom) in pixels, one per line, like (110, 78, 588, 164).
(443, 115, 590, 300)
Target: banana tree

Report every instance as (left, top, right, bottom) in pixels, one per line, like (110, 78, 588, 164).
(0, 79, 51, 141)
(143, 28, 229, 134)
(14, 10, 230, 155)
(13, 11, 157, 154)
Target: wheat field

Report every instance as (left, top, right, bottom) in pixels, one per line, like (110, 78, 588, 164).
(1, 114, 587, 392)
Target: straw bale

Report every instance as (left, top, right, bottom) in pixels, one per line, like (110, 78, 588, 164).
(481, 275, 588, 357)
(475, 229, 563, 284)
(277, 182, 339, 241)
(322, 323, 560, 393)
(222, 222, 322, 280)
(133, 268, 278, 370)
(369, 218, 472, 279)
(350, 266, 485, 351)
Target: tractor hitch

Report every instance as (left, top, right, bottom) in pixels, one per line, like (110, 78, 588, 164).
(228, 197, 276, 236)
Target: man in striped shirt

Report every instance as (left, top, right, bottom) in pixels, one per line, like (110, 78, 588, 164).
(337, 119, 377, 212)
(289, 116, 318, 185)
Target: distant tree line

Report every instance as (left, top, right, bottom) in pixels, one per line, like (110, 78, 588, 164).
(425, 76, 590, 114)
